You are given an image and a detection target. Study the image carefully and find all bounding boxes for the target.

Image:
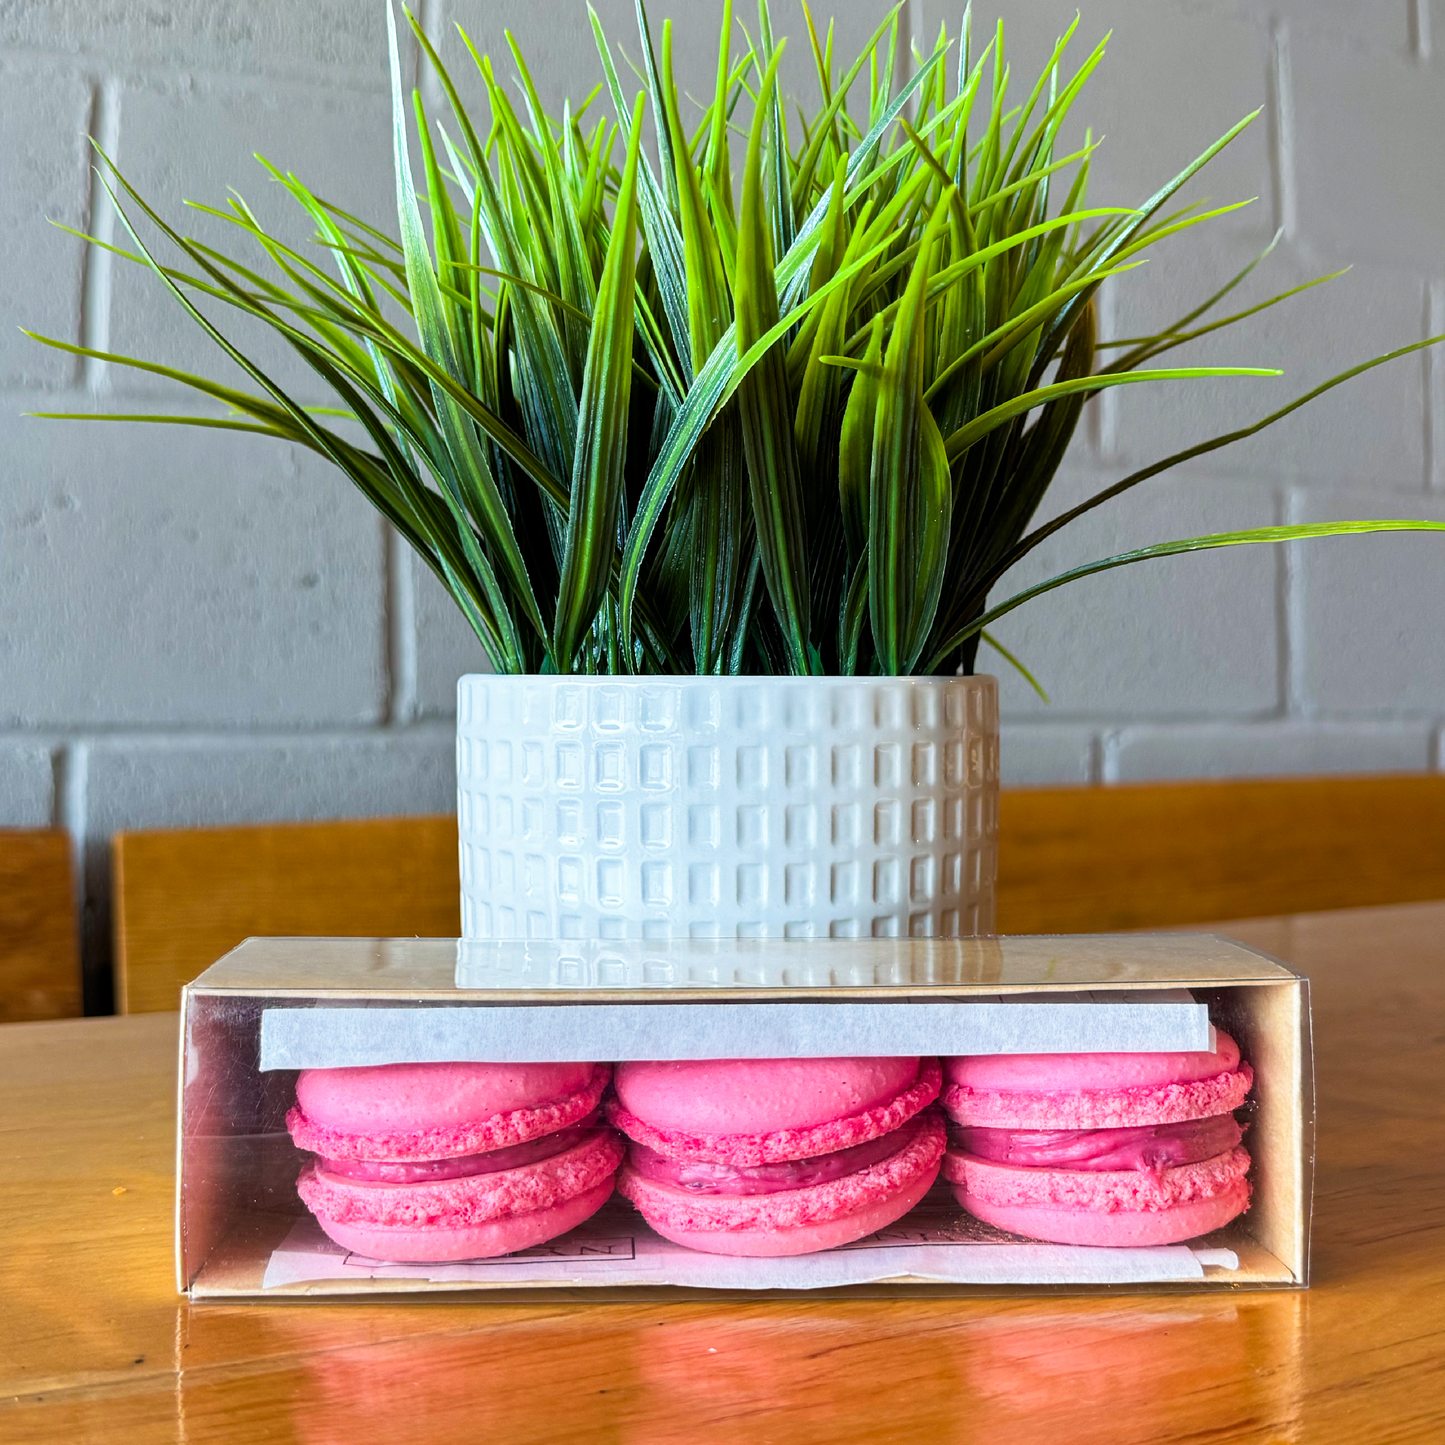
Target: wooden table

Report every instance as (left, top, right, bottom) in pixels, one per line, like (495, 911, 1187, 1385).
(4, 904, 1443, 1444)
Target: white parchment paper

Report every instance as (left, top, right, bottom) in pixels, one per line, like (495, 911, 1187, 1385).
(259, 990, 1212, 1069)
(260, 1192, 1240, 1292)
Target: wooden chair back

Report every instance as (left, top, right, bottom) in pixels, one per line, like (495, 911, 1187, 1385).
(113, 816, 459, 1013)
(997, 773, 1445, 932)
(111, 773, 1445, 1012)
(0, 829, 82, 1022)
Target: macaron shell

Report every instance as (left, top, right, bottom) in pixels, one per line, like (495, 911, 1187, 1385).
(288, 1063, 611, 1161)
(310, 1177, 617, 1262)
(941, 1060, 1252, 1129)
(640, 1168, 939, 1257)
(608, 1057, 941, 1165)
(942, 1145, 1251, 1214)
(955, 1181, 1251, 1247)
(296, 1060, 599, 1134)
(297, 1128, 624, 1228)
(944, 1031, 1241, 1093)
(617, 1110, 945, 1236)
(613, 1056, 921, 1135)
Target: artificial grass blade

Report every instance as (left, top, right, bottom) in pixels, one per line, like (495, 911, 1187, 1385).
(29, 3, 1443, 683)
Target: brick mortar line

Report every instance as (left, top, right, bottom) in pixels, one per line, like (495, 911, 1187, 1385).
(51, 741, 94, 1009)
(0, 723, 458, 747)
(1429, 282, 1444, 492)
(1109, 717, 1445, 729)
(1100, 721, 1444, 734)
(1410, 0, 1432, 61)
(1273, 485, 1292, 719)
(77, 77, 119, 393)
(1267, 21, 1296, 240)
(1099, 730, 1120, 783)
(5, 718, 1443, 749)
(53, 740, 85, 851)
(0, 48, 399, 98)
(417, 0, 444, 111)
(1089, 276, 1118, 460)
(1283, 488, 1305, 714)
(385, 523, 420, 725)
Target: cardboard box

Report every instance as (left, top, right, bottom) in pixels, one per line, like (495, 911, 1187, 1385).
(177, 934, 1312, 1299)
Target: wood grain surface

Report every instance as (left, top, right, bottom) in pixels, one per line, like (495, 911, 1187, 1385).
(996, 772, 1445, 932)
(3, 902, 1443, 1443)
(0, 828, 80, 1022)
(111, 774, 1445, 1016)
(113, 817, 461, 1015)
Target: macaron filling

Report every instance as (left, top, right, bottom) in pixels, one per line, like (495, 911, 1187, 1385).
(940, 1032, 1254, 1245)
(618, 1110, 947, 1236)
(607, 1056, 942, 1167)
(298, 1128, 626, 1229)
(944, 1144, 1252, 1214)
(288, 1061, 624, 1261)
(951, 1114, 1244, 1175)
(628, 1116, 924, 1196)
(315, 1110, 604, 1184)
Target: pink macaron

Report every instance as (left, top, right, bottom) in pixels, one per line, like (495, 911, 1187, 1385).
(608, 1056, 945, 1256)
(287, 1061, 622, 1261)
(940, 1032, 1253, 1246)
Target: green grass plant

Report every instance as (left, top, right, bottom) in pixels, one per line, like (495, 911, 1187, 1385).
(28, 2, 1445, 679)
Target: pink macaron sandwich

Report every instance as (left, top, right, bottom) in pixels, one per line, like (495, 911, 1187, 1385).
(286, 1060, 622, 1261)
(607, 1056, 945, 1256)
(940, 1031, 1253, 1247)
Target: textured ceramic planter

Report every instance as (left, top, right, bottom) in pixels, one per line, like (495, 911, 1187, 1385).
(456, 675, 999, 941)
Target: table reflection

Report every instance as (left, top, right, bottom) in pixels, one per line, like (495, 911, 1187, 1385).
(946, 1294, 1303, 1443)
(177, 1288, 1300, 1445)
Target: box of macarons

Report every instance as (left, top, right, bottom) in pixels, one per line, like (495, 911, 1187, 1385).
(176, 933, 1312, 1298)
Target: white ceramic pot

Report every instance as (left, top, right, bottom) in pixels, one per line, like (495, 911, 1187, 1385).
(456, 675, 999, 941)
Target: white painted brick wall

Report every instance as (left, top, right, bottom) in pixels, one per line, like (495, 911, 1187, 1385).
(0, 741, 56, 826)
(106, 76, 398, 403)
(1108, 240, 1430, 492)
(0, 60, 93, 387)
(1290, 28, 1445, 267)
(414, 565, 488, 719)
(990, 466, 1282, 719)
(997, 725, 1099, 788)
(0, 2, 408, 89)
(1, 0, 1442, 1007)
(1108, 721, 1434, 781)
(444, 1, 891, 122)
(78, 728, 456, 1008)
(1288, 488, 1445, 713)
(1, 402, 388, 728)
(922, 0, 1277, 239)
(1209, 1, 1414, 55)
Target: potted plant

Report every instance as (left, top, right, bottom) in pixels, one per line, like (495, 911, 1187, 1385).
(30, 2, 1444, 940)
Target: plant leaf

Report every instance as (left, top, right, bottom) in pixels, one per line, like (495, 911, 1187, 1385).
(987, 332, 1445, 593)
(660, 18, 731, 375)
(735, 42, 813, 674)
(387, 7, 545, 650)
(552, 93, 647, 671)
(869, 198, 953, 673)
(981, 630, 1050, 702)
(925, 521, 1445, 671)
(943, 364, 1280, 464)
